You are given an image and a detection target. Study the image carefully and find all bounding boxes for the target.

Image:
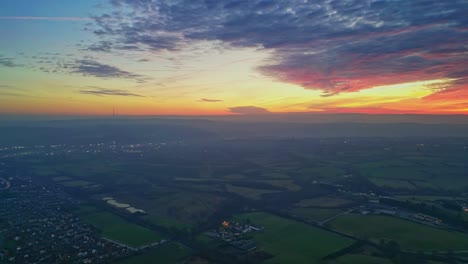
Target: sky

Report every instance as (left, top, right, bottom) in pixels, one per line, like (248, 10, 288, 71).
(0, 0, 467, 115)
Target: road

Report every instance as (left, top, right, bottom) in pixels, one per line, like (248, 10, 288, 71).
(318, 209, 353, 226)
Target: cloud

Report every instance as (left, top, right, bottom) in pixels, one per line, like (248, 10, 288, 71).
(0, 16, 91, 22)
(229, 106, 271, 114)
(90, 0, 468, 95)
(0, 56, 21, 67)
(87, 41, 113, 52)
(199, 98, 223, 103)
(78, 86, 144, 97)
(16, 53, 147, 82)
(72, 60, 145, 81)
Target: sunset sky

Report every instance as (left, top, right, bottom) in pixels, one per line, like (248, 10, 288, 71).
(0, 0, 467, 115)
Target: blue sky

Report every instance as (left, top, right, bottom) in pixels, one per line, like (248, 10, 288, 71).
(0, 0, 96, 17)
(0, 0, 96, 54)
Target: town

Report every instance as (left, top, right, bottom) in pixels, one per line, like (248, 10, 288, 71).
(0, 176, 132, 263)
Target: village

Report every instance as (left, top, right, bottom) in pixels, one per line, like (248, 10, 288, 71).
(206, 220, 264, 253)
(0, 177, 132, 264)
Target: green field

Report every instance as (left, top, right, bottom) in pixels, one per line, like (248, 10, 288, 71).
(369, 179, 415, 189)
(75, 206, 163, 247)
(119, 242, 192, 264)
(52, 176, 72, 182)
(358, 166, 428, 180)
(329, 215, 468, 251)
(395, 195, 465, 202)
(261, 172, 291, 179)
(235, 212, 353, 264)
(290, 208, 343, 222)
(299, 167, 345, 183)
(331, 254, 392, 264)
(143, 215, 189, 230)
(195, 234, 225, 250)
(295, 197, 351, 208)
(226, 184, 279, 199)
(60, 180, 93, 187)
(260, 180, 301, 191)
(354, 159, 468, 190)
(138, 192, 224, 227)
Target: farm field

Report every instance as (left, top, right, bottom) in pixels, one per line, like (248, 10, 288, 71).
(328, 215, 468, 251)
(143, 215, 189, 230)
(295, 197, 352, 208)
(74, 206, 163, 247)
(259, 180, 301, 191)
(331, 254, 392, 264)
(52, 176, 72, 182)
(353, 159, 468, 191)
(369, 178, 415, 189)
(118, 242, 192, 264)
(235, 212, 353, 264)
(60, 180, 94, 187)
(225, 184, 279, 200)
(395, 195, 465, 202)
(299, 166, 345, 183)
(290, 208, 343, 222)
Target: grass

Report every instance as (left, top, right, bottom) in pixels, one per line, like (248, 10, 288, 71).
(60, 180, 93, 187)
(300, 167, 345, 182)
(357, 166, 428, 180)
(226, 184, 279, 199)
(32, 166, 57, 176)
(235, 212, 353, 264)
(75, 206, 163, 247)
(295, 197, 351, 208)
(195, 234, 225, 250)
(260, 180, 301, 191)
(118, 242, 192, 264)
(369, 178, 415, 189)
(2, 238, 18, 252)
(356, 162, 468, 190)
(395, 195, 465, 202)
(262, 172, 291, 179)
(331, 254, 392, 264)
(290, 208, 343, 222)
(52, 176, 72, 182)
(73, 205, 100, 215)
(140, 192, 224, 226)
(328, 215, 468, 251)
(143, 215, 189, 230)
(224, 174, 246, 180)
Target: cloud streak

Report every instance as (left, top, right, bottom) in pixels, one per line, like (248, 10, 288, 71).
(199, 98, 223, 103)
(229, 106, 270, 115)
(71, 60, 145, 81)
(78, 87, 144, 97)
(0, 56, 21, 67)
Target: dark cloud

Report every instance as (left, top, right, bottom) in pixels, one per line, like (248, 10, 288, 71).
(229, 106, 270, 114)
(0, 91, 30, 97)
(91, 0, 468, 94)
(0, 56, 21, 67)
(87, 41, 113, 52)
(78, 86, 144, 97)
(0, 85, 33, 97)
(199, 98, 223, 103)
(72, 60, 145, 81)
